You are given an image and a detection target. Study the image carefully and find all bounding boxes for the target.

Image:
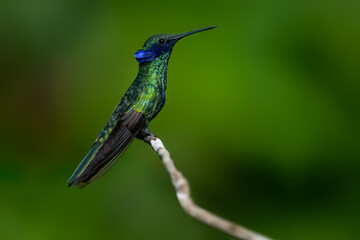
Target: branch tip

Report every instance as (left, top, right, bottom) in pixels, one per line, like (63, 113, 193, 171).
(148, 137, 273, 240)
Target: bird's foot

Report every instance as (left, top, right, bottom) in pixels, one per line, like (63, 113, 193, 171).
(136, 127, 157, 144)
(144, 135, 157, 144)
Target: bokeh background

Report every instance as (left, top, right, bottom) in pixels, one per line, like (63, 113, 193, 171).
(1, 0, 359, 239)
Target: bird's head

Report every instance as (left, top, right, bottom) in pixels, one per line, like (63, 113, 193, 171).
(135, 26, 216, 63)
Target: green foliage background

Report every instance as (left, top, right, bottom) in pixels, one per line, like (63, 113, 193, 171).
(1, 0, 359, 239)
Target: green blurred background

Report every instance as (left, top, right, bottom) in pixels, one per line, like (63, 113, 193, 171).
(1, 0, 359, 239)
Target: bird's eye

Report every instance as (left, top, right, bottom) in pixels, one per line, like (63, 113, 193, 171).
(158, 39, 165, 45)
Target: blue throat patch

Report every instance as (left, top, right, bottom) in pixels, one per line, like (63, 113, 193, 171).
(135, 48, 162, 63)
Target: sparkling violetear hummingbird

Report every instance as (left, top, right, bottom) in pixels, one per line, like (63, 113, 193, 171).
(67, 26, 216, 188)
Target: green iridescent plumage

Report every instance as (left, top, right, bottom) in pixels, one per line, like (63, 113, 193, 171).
(67, 26, 216, 188)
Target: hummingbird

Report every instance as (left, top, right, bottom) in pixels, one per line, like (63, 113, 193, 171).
(67, 26, 216, 188)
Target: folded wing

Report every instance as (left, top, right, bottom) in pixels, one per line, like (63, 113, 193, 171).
(67, 110, 147, 188)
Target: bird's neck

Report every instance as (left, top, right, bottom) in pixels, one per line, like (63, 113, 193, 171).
(137, 53, 171, 90)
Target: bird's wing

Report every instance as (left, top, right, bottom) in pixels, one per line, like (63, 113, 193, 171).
(67, 108, 147, 188)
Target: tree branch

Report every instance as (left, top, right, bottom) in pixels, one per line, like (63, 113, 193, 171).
(145, 137, 273, 240)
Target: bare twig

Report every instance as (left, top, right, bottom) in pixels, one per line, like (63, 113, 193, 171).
(145, 137, 272, 240)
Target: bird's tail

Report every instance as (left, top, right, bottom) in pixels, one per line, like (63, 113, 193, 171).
(67, 141, 102, 188)
(67, 110, 146, 189)
(67, 126, 136, 188)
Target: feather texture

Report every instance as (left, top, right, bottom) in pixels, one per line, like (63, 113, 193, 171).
(67, 110, 146, 188)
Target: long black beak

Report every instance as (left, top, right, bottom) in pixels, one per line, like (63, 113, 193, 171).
(173, 26, 217, 40)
